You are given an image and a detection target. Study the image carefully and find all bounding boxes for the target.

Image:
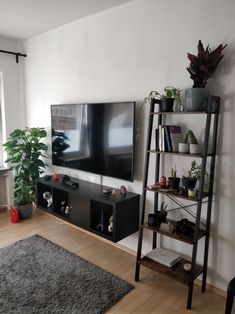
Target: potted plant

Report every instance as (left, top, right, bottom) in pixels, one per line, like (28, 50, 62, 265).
(136, 86, 181, 139)
(155, 200, 168, 226)
(182, 160, 202, 190)
(159, 200, 168, 223)
(3, 127, 48, 219)
(168, 165, 180, 190)
(178, 133, 189, 154)
(186, 40, 227, 111)
(160, 86, 181, 112)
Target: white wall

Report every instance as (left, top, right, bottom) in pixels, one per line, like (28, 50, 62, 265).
(24, 0, 235, 291)
(0, 36, 26, 165)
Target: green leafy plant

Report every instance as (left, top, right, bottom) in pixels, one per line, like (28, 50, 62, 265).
(187, 160, 203, 180)
(3, 127, 48, 205)
(136, 86, 181, 139)
(187, 40, 227, 88)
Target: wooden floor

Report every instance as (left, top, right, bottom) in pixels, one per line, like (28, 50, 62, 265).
(0, 208, 227, 314)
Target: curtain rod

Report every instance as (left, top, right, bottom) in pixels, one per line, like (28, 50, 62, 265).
(0, 49, 27, 63)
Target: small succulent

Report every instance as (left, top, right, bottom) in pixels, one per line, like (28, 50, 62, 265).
(184, 130, 198, 144)
(187, 40, 227, 88)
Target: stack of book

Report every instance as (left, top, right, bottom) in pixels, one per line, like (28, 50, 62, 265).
(156, 125, 183, 152)
(145, 247, 181, 267)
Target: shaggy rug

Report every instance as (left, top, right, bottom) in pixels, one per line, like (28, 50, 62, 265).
(0, 235, 133, 314)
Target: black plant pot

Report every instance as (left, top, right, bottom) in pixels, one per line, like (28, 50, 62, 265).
(182, 176, 197, 189)
(156, 211, 168, 226)
(17, 204, 33, 219)
(160, 98, 174, 112)
(148, 211, 168, 227)
(168, 177, 180, 190)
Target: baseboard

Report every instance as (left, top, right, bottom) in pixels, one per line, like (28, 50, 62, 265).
(0, 206, 8, 213)
(194, 279, 227, 297)
(41, 208, 227, 298)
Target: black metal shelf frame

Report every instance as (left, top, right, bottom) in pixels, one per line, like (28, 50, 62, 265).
(135, 96, 220, 309)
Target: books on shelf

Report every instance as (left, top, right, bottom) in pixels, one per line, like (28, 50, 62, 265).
(145, 247, 181, 267)
(156, 125, 183, 152)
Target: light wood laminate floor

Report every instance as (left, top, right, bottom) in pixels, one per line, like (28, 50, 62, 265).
(0, 208, 227, 314)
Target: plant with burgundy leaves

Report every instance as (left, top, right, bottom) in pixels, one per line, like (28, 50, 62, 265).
(187, 40, 227, 88)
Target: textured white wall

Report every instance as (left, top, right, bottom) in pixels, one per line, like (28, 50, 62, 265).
(24, 0, 235, 291)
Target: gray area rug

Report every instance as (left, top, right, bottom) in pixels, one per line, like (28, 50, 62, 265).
(0, 235, 133, 314)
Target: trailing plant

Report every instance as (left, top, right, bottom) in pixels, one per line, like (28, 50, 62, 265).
(187, 40, 227, 88)
(136, 86, 181, 139)
(3, 127, 48, 205)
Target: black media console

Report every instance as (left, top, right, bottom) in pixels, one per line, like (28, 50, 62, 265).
(36, 176, 140, 242)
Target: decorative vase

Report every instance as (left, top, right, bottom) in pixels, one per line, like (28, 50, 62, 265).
(185, 88, 208, 111)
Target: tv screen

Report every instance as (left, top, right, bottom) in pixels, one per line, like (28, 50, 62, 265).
(51, 102, 135, 181)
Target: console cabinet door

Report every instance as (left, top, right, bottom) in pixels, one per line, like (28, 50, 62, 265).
(70, 194, 90, 229)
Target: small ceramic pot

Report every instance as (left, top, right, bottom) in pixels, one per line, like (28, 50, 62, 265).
(188, 189, 197, 197)
(189, 144, 201, 155)
(178, 143, 189, 153)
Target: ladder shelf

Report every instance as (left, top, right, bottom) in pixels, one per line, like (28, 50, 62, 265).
(135, 96, 220, 309)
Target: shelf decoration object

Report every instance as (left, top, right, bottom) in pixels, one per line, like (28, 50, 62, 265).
(135, 96, 220, 309)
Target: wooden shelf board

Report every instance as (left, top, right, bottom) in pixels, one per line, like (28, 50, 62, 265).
(137, 257, 203, 285)
(145, 186, 209, 202)
(142, 222, 206, 244)
(148, 150, 213, 158)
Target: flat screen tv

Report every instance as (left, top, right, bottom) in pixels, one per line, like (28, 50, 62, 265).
(51, 102, 135, 181)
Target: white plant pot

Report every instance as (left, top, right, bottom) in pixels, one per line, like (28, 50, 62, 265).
(178, 143, 189, 154)
(189, 144, 201, 155)
(188, 189, 197, 197)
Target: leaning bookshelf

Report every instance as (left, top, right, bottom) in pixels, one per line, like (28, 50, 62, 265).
(135, 96, 220, 309)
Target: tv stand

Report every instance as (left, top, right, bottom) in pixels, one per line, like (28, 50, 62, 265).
(36, 175, 140, 242)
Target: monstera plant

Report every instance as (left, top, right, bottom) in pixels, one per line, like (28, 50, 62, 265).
(3, 127, 48, 219)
